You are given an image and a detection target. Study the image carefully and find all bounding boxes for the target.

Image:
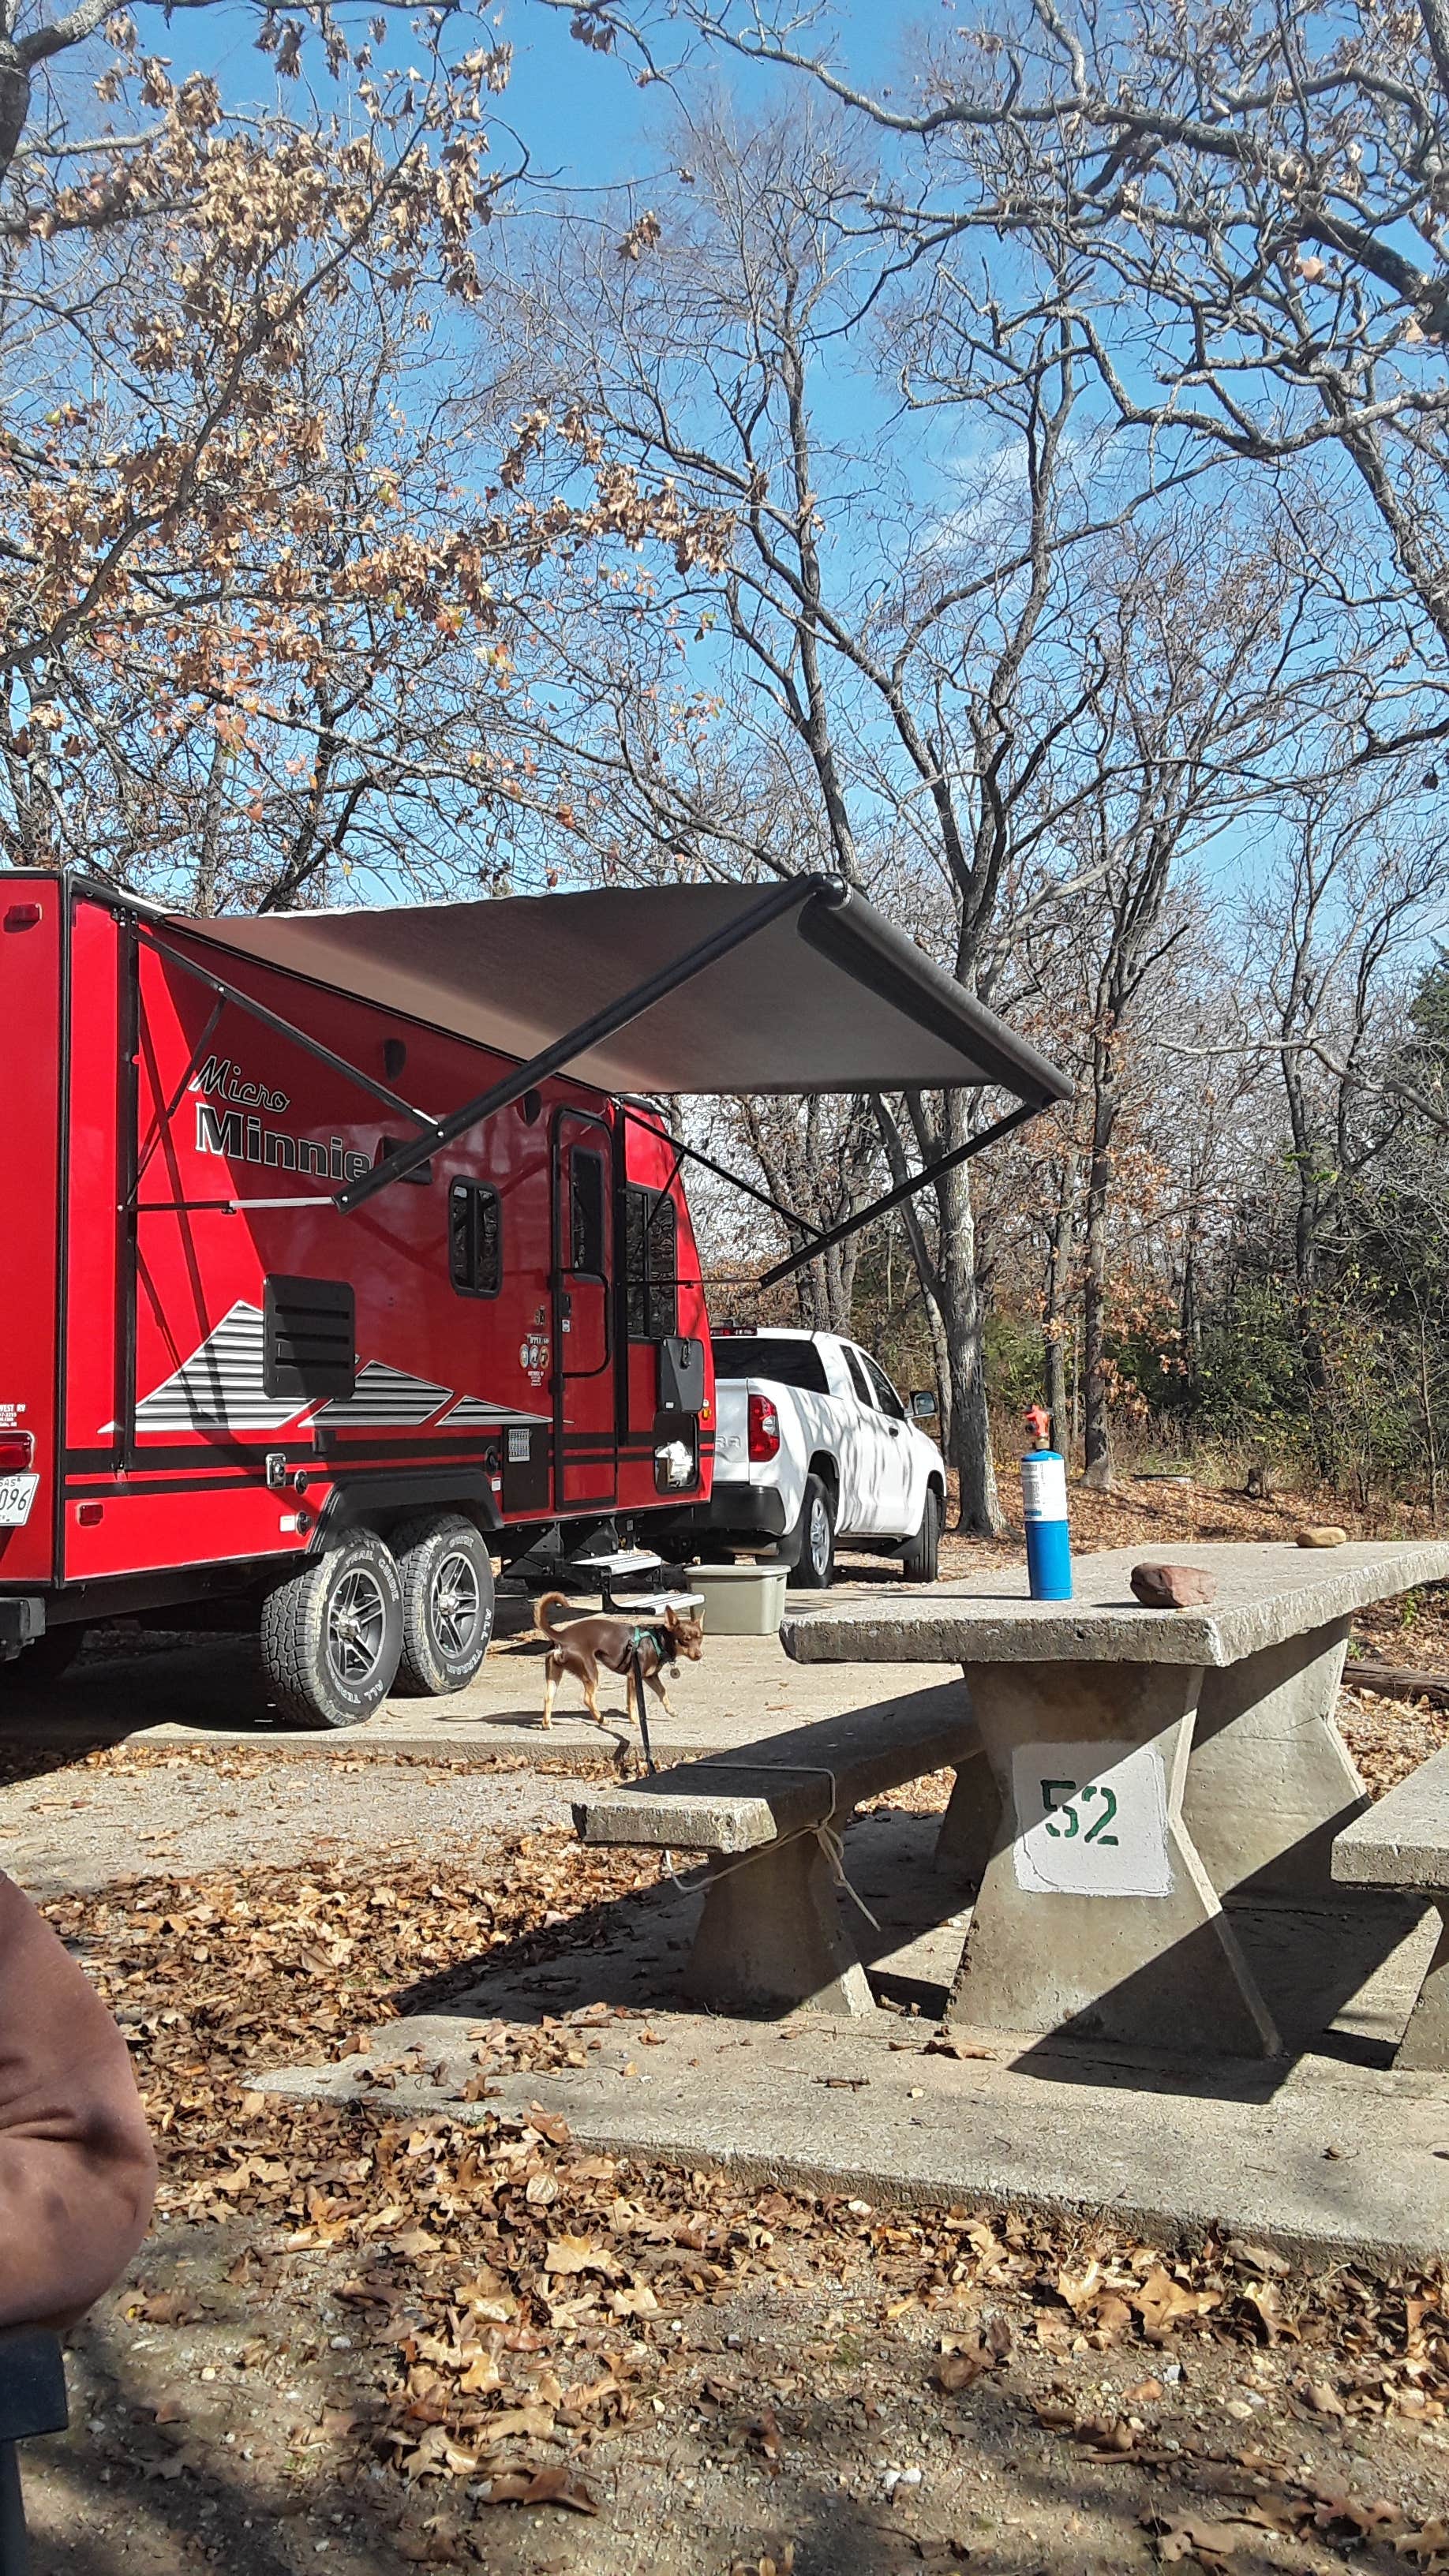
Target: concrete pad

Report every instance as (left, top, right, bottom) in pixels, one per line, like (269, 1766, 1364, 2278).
(0, 1593, 920, 1764)
(784, 1541, 1449, 1668)
(256, 1804, 1449, 2267)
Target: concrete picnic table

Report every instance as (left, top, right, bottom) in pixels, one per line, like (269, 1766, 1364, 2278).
(782, 1540, 1449, 2059)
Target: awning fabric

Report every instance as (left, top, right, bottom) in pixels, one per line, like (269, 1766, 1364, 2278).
(168, 878, 1071, 1110)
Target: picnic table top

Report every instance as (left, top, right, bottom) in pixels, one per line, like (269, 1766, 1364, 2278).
(782, 1540, 1449, 1672)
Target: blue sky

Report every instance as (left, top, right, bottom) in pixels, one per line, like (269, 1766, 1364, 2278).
(157, 0, 902, 190)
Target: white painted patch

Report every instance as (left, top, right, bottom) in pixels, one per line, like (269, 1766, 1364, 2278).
(1012, 1739, 1174, 1897)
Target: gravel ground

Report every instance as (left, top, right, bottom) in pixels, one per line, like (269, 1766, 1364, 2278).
(0, 1756, 585, 1898)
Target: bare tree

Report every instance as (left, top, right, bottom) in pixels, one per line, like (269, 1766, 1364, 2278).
(558, 0, 1449, 754)
(478, 107, 1192, 1529)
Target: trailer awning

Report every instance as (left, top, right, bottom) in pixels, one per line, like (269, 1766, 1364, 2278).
(169, 876, 1071, 1112)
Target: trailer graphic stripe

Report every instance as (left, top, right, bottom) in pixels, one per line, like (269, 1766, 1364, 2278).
(134, 1301, 301, 1432)
(312, 1361, 453, 1427)
(440, 1396, 549, 1429)
(132, 1300, 550, 1441)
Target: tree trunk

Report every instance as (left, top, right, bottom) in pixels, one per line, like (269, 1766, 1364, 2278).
(1045, 1149, 1076, 1455)
(1082, 1063, 1116, 1492)
(936, 1144, 1003, 1536)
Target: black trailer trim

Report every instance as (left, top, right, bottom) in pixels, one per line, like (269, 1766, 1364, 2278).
(312, 1469, 502, 1544)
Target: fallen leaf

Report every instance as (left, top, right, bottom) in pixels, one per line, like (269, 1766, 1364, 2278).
(544, 2234, 621, 2278)
(1146, 2511, 1256, 2569)
(482, 2467, 597, 2513)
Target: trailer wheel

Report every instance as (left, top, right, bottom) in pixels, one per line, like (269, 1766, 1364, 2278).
(391, 1513, 496, 1696)
(259, 1532, 402, 1728)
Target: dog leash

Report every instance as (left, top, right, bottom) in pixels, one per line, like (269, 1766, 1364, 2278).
(659, 1759, 882, 1930)
(627, 1632, 660, 1777)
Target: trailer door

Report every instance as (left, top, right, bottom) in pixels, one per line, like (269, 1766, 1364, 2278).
(552, 1110, 617, 1515)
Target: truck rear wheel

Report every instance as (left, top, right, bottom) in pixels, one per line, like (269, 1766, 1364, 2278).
(901, 1486, 942, 1584)
(260, 1532, 403, 1728)
(391, 1513, 495, 1696)
(785, 1474, 836, 1590)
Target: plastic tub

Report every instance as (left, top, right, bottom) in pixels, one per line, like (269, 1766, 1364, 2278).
(691, 1562, 788, 1636)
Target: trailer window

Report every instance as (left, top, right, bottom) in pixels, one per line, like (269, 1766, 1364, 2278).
(625, 1187, 677, 1339)
(569, 1150, 607, 1277)
(449, 1181, 501, 1297)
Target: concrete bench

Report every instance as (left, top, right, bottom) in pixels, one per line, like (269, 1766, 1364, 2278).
(1334, 1748, 1449, 2069)
(572, 1683, 984, 2016)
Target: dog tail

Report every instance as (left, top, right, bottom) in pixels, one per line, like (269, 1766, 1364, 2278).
(535, 1590, 572, 1640)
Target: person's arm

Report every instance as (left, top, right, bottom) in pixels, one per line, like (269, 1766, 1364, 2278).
(0, 1870, 156, 2327)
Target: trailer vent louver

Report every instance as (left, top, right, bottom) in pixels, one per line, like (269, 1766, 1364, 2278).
(263, 1276, 357, 1402)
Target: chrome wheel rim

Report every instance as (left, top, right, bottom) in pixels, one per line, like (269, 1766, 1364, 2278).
(326, 1566, 388, 1690)
(808, 1496, 831, 1580)
(431, 1549, 482, 1656)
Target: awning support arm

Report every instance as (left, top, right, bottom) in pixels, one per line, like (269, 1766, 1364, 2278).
(335, 874, 831, 1215)
(619, 1106, 817, 1241)
(758, 1099, 1043, 1288)
(137, 929, 436, 1129)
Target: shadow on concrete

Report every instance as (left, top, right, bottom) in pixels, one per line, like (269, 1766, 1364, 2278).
(382, 1788, 1431, 2114)
(1005, 1871, 1430, 2099)
(393, 1807, 969, 2031)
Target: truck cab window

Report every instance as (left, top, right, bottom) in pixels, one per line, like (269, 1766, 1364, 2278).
(625, 1187, 677, 1339)
(712, 1335, 829, 1394)
(842, 1345, 874, 1406)
(449, 1180, 501, 1297)
(864, 1354, 907, 1420)
(569, 1151, 606, 1276)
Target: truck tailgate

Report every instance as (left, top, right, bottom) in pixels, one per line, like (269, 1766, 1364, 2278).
(711, 1381, 750, 1481)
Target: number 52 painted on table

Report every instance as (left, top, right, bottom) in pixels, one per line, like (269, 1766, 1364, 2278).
(1012, 1741, 1174, 1897)
(1040, 1777, 1119, 1844)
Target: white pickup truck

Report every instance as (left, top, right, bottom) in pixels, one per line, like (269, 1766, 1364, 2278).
(670, 1327, 947, 1588)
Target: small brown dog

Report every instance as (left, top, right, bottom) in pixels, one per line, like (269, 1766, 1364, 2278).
(536, 1592, 705, 1730)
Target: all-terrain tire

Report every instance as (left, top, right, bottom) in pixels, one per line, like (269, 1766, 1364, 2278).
(259, 1531, 403, 1728)
(390, 1512, 496, 1696)
(901, 1485, 942, 1584)
(784, 1474, 836, 1590)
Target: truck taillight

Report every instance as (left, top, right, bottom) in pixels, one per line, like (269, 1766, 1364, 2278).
(747, 1393, 781, 1462)
(0, 1432, 33, 1473)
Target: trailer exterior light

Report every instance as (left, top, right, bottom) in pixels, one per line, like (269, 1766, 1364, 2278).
(0, 1432, 33, 1473)
(747, 1393, 781, 1462)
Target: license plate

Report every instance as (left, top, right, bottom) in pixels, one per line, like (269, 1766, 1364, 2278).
(0, 1473, 38, 1528)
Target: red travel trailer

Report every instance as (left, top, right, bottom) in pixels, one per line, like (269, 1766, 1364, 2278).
(0, 869, 1068, 1724)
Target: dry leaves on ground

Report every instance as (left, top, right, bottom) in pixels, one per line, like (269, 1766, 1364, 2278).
(38, 1842, 1449, 2529)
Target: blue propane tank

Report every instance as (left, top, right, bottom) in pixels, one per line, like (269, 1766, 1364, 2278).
(1021, 1405, 1073, 1601)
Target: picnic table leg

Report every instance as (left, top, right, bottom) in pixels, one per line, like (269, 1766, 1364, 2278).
(934, 1747, 1001, 1885)
(683, 1829, 874, 2018)
(1183, 1617, 1368, 1903)
(945, 1658, 1282, 2058)
(1395, 1901, 1449, 2072)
